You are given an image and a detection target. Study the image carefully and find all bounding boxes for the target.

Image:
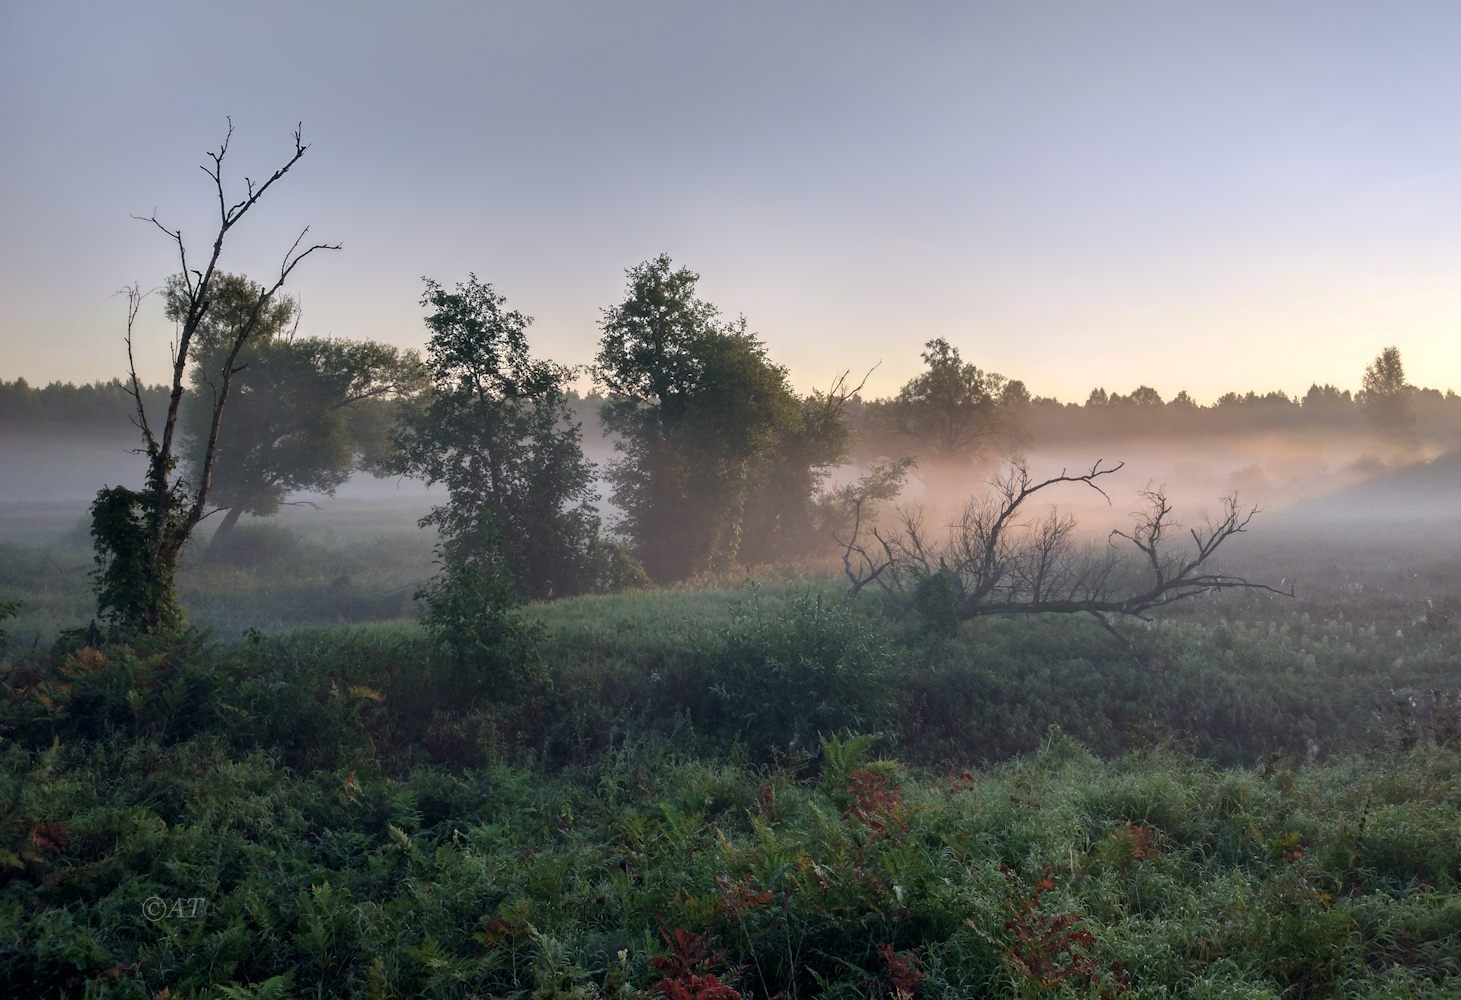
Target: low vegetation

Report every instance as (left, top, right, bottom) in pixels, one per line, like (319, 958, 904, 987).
(2, 535, 1458, 995)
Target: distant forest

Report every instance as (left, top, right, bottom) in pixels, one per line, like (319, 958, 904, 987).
(6, 371, 1460, 456)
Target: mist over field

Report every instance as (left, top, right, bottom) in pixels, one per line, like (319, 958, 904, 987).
(6, 3, 1461, 997)
(3, 259, 1459, 1000)
(6, 387, 1458, 566)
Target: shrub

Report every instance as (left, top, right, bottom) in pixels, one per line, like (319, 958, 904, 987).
(418, 556, 546, 698)
(692, 592, 896, 758)
(0, 600, 19, 653)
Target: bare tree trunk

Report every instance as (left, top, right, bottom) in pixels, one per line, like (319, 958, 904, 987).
(92, 120, 339, 636)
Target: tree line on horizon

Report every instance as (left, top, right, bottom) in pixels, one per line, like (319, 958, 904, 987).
(6, 336, 1456, 453)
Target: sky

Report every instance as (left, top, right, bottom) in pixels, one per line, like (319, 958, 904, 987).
(2, 0, 1459, 402)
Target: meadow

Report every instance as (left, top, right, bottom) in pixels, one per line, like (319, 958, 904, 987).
(1, 503, 1459, 997)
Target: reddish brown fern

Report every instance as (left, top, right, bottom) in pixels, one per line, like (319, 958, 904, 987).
(981, 867, 1129, 995)
(843, 769, 908, 839)
(643, 929, 743, 1000)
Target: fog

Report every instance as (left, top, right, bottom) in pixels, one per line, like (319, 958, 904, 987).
(853, 432, 1458, 545)
(5, 422, 1456, 551)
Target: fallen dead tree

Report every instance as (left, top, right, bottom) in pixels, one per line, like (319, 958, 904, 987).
(837, 459, 1292, 632)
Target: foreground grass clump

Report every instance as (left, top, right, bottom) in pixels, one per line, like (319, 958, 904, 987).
(1, 729, 1458, 998)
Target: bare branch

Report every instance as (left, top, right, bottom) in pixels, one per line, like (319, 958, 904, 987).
(835, 459, 912, 599)
(276, 227, 342, 287)
(843, 459, 1292, 630)
(826, 361, 878, 405)
(115, 284, 158, 457)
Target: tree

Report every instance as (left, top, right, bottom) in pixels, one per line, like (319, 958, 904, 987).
(391, 276, 602, 601)
(833, 458, 917, 600)
(91, 121, 338, 635)
(893, 338, 1012, 463)
(595, 254, 809, 581)
(740, 368, 870, 563)
(1000, 379, 1032, 407)
(839, 460, 1289, 635)
(1360, 346, 1417, 457)
(168, 271, 423, 550)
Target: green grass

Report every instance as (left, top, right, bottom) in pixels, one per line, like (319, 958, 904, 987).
(2, 728, 1457, 998)
(2, 510, 1460, 996)
(0, 519, 435, 650)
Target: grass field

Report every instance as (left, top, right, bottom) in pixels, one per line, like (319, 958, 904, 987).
(1, 502, 1458, 996)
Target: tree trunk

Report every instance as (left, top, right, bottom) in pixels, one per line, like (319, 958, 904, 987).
(207, 505, 246, 555)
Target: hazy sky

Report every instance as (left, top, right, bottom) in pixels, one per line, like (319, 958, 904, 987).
(3, 1, 1459, 401)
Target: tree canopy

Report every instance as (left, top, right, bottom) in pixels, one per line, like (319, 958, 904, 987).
(892, 338, 1014, 464)
(169, 272, 422, 546)
(392, 275, 603, 601)
(595, 254, 842, 580)
(1360, 345, 1417, 458)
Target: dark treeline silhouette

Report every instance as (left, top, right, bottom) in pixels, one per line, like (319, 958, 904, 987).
(0, 378, 170, 439)
(1, 375, 408, 445)
(12, 372, 1459, 454)
(844, 380, 1461, 463)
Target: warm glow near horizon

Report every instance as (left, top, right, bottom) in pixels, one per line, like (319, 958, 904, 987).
(2, 2, 1459, 402)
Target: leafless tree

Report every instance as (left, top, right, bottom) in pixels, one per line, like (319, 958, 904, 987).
(839, 459, 1291, 635)
(92, 120, 339, 634)
(833, 459, 911, 601)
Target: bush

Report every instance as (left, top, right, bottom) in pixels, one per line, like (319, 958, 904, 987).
(418, 556, 546, 698)
(691, 591, 896, 758)
(193, 522, 322, 570)
(1, 631, 225, 747)
(0, 600, 18, 654)
(584, 538, 652, 593)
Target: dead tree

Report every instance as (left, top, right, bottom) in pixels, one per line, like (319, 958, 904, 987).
(840, 459, 1291, 634)
(91, 120, 339, 634)
(833, 459, 912, 600)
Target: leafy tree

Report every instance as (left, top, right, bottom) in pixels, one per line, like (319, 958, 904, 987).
(741, 371, 866, 563)
(1360, 345, 1417, 457)
(595, 254, 809, 581)
(91, 121, 337, 635)
(893, 338, 1013, 464)
(392, 276, 602, 600)
(169, 272, 423, 549)
(1000, 378, 1032, 407)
